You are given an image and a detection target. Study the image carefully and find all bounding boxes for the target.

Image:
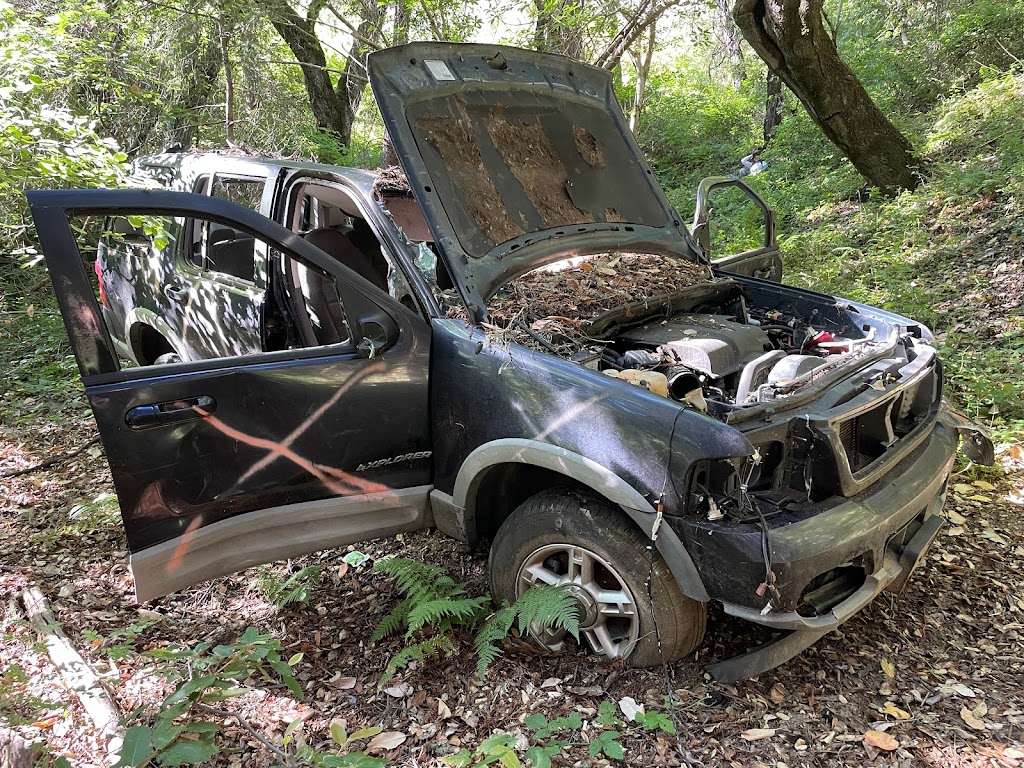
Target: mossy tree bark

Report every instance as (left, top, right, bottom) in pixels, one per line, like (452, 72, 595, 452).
(265, 0, 379, 148)
(733, 0, 920, 192)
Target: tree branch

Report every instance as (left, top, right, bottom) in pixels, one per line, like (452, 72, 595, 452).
(594, 0, 686, 70)
(195, 705, 291, 764)
(1, 437, 100, 479)
(323, 2, 383, 51)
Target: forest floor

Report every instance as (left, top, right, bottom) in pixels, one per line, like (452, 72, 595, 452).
(1, 317, 1023, 768)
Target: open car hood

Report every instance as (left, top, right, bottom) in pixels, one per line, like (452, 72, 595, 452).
(368, 43, 699, 312)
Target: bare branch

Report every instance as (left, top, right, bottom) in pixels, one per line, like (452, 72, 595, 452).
(595, 0, 686, 70)
(323, 2, 384, 51)
(417, 0, 443, 40)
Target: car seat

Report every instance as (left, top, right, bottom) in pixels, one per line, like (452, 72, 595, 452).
(296, 229, 385, 346)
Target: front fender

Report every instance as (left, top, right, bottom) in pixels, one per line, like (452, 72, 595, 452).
(444, 438, 710, 602)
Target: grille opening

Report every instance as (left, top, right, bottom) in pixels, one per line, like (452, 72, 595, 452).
(839, 392, 920, 473)
(796, 562, 866, 617)
(838, 370, 938, 475)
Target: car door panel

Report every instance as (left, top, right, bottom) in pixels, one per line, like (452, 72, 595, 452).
(692, 176, 783, 281)
(28, 189, 432, 601)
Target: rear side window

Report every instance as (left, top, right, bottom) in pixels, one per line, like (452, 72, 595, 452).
(211, 176, 263, 211)
(185, 175, 266, 283)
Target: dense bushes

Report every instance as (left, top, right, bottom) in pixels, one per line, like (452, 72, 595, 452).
(0, 2, 129, 303)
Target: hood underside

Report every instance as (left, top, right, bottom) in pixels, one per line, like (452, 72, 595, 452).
(368, 43, 696, 307)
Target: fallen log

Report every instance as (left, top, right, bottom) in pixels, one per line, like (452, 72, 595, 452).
(0, 721, 37, 768)
(21, 587, 123, 761)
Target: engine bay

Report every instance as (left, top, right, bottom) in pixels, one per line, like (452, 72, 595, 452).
(466, 253, 896, 418)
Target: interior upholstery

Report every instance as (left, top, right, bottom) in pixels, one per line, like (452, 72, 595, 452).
(304, 228, 387, 291)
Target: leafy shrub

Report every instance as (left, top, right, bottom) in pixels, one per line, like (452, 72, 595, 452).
(115, 627, 303, 767)
(640, 60, 762, 195)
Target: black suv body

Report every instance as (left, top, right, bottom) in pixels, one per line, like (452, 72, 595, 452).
(29, 43, 992, 682)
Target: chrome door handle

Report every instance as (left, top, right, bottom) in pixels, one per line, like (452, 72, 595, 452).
(125, 395, 216, 430)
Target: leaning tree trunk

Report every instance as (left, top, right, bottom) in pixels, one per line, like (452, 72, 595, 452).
(763, 72, 782, 144)
(266, 0, 354, 145)
(733, 0, 919, 192)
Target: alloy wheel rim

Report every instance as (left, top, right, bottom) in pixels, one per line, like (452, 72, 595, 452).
(516, 544, 639, 658)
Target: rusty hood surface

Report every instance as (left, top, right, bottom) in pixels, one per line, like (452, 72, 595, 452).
(368, 43, 700, 309)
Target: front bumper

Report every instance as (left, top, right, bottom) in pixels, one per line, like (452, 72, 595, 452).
(697, 407, 987, 682)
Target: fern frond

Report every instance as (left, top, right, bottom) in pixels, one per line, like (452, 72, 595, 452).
(373, 557, 463, 603)
(379, 641, 425, 684)
(370, 597, 414, 644)
(513, 585, 580, 640)
(378, 633, 459, 687)
(472, 587, 581, 679)
(405, 596, 491, 638)
(256, 565, 323, 609)
(473, 605, 517, 678)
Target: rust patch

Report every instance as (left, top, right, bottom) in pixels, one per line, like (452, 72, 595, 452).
(483, 106, 593, 230)
(415, 98, 523, 245)
(574, 126, 604, 168)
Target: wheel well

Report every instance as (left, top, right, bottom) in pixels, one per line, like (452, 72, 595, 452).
(131, 324, 174, 365)
(472, 464, 597, 541)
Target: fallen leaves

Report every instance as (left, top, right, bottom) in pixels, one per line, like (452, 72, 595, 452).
(366, 731, 407, 753)
(864, 730, 899, 751)
(938, 682, 977, 698)
(880, 701, 910, 720)
(383, 682, 413, 698)
(881, 658, 896, 678)
(983, 528, 1011, 546)
(464, 254, 716, 355)
(740, 728, 776, 741)
(961, 705, 987, 731)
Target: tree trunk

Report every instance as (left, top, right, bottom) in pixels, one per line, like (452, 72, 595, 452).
(629, 24, 656, 136)
(763, 71, 782, 144)
(595, 0, 685, 70)
(218, 19, 235, 145)
(0, 723, 36, 768)
(533, 0, 584, 58)
(168, 30, 223, 149)
(733, 0, 920, 192)
(266, 0, 353, 145)
(714, 0, 744, 86)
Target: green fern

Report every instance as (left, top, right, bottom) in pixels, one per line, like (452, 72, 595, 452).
(474, 585, 580, 678)
(257, 565, 323, 609)
(370, 596, 415, 644)
(373, 558, 459, 604)
(380, 634, 458, 683)
(371, 558, 580, 683)
(371, 558, 490, 686)
(405, 596, 491, 637)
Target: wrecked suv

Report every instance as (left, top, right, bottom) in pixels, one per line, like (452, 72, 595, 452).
(30, 42, 993, 681)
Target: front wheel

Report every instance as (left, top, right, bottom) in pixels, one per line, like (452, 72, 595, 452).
(489, 489, 706, 667)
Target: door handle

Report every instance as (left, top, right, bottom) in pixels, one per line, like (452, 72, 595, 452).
(164, 284, 188, 301)
(125, 395, 216, 430)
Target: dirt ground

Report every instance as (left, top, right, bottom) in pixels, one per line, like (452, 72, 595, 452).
(1, 390, 1023, 767)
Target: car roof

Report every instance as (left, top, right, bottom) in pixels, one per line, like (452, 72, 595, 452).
(134, 151, 380, 194)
